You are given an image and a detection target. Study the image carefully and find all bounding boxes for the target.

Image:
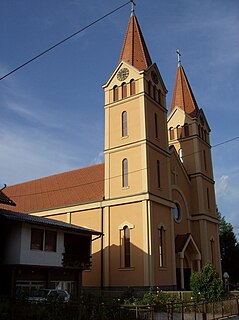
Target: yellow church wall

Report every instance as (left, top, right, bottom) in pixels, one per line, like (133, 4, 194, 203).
(107, 144, 147, 198)
(151, 202, 176, 286)
(107, 202, 145, 286)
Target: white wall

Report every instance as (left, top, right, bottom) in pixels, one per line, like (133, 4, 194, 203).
(5, 222, 65, 267)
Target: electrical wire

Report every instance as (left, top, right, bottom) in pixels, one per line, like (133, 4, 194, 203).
(0, 1, 131, 81)
(4, 136, 239, 198)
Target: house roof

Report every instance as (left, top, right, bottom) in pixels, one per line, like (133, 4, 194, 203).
(119, 14, 152, 70)
(1, 163, 104, 213)
(175, 233, 191, 253)
(170, 65, 199, 118)
(0, 208, 102, 235)
(0, 189, 16, 206)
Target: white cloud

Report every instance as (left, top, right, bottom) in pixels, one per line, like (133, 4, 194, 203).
(216, 175, 229, 199)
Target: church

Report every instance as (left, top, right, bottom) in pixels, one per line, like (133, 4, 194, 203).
(2, 8, 221, 291)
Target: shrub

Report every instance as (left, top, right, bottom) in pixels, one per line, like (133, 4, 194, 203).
(190, 263, 224, 303)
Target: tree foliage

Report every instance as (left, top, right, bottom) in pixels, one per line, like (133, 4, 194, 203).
(190, 263, 224, 303)
(217, 208, 239, 285)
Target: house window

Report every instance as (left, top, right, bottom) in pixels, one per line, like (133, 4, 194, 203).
(122, 82, 127, 99)
(122, 158, 128, 188)
(130, 79, 135, 95)
(176, 125, 182, 139)
(158, 89, 161, 104)
(31, 228, 44, 251)
(113, 85, 118, 102)
(124, 226, 131, 268)
(173, 203, 181, 221)
(122, 111, 128, 137)
(153, 85, 156, 100)
(158, 226, 165, 267)
(156, 160, 161, 188)
(198, 125, 201, 137)
(45, 230, 57, 252)
(169, 127, 174, 140)
(154, 113, 158, 139)
(184, 123, 189, 137)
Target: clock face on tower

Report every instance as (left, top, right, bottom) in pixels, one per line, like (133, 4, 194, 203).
(117, 68, 129, 81)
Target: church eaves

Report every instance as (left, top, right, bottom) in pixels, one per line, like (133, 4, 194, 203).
(119, 14, 152, 70)
(170, 65, 199, 118)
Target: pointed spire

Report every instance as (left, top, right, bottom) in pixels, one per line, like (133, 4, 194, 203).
(170, 52, 199, 118)
(119, 11, 152, 70)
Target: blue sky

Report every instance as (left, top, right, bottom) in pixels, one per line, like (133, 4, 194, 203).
(0, 0, 239, 237)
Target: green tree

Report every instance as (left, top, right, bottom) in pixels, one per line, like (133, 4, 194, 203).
(217, 208, 239, 286)
(190, 263, 224, 303)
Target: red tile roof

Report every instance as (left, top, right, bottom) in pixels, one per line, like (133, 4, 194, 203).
(170, 66, 199, 117)
(119, 15, 152, 70)
(0, 189, 16, 206)
(0, 164, 104, 213)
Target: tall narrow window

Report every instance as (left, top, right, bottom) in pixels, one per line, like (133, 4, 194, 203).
(176, 125, 182, 139)
(124, 226, 131, 267)
(157, 160, 161, 188)
(154, 113, 158, 139)
(179, 148, 183, 163)
(113, 85, 118, 102)
(153, 86, 156, 100)
(198, 125, 201, 137)
(210, 238, 215, 264)
(158, 89, 161, 105)
(207, 187, 210, 209)
(169, 127, 174, 140)
(130, 79, 135, 95)
(203, 150, 207, 171)
(122, 111, 128, 137)
(122, 82, 127, 99)
(148, 81, 152, 97)
(158, 226, 165, 267)
(122, 158, 128, 188)
(184, 123, 189, 137)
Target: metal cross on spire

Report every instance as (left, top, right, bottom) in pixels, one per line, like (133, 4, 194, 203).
(176, 49, 181, 66)
(131, 0, 136, 16)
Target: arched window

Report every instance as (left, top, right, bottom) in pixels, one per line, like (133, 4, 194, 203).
(158, 89, 161, 104)
(203, 150, 207, 171)
(198, 124, 201, 137)
(156, 160, 161, 188)
(179, 148, 183, 163)
(122, 111, 128, 137)
(169, 127, 174, 140)
(148, 81, 152, 96)
(124, 226, 131, 267)
(158, 226, 166, 267)
(153, 85, 156, 100)
(130, 79, 135, 96)
(184, 123, 189, 137)
(122, 158, 128, 188)
(201, 127, 204, 140)
(207, 187, 210, 209)
(176, 125, 182, 139)
(173, 203, 181, 221)
(210, 238, 215, 265)
(122, 82, 127, 99)
(204, 130, 207, 142)
(113, 85, 118, 102)
(154, 113, 158, 139)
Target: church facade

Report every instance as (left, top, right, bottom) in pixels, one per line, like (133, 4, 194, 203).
(2, 12, 221, 291)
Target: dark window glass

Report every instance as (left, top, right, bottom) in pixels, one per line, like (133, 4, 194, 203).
(157, 160, 160, 188)
(122, 82, 127, 99)
(122, 111, 128, 137)
(122, 158, 128, 188)
(154, 113, 158, 138)
(130, 79, 135, 95)
(158, 226, 165, 267)
(45, 230, 57, 252)
(124, 226, 130, 268)
(31, 228, 44, 250)
(184, 123, 189, 137)
(169, 127, 174, 140)
(113, 85, 118, 102)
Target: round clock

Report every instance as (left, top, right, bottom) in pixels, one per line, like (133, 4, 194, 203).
(151, 70, 159, 84)
(117, 68, 129, 81)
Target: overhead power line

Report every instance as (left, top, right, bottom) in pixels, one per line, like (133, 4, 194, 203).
(4, 136, 239, 198)
(0, 1, 131, 81)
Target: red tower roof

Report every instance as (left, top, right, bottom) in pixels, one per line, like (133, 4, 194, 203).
(119, 14, 152, 70)
(170, 65, 199, 118)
